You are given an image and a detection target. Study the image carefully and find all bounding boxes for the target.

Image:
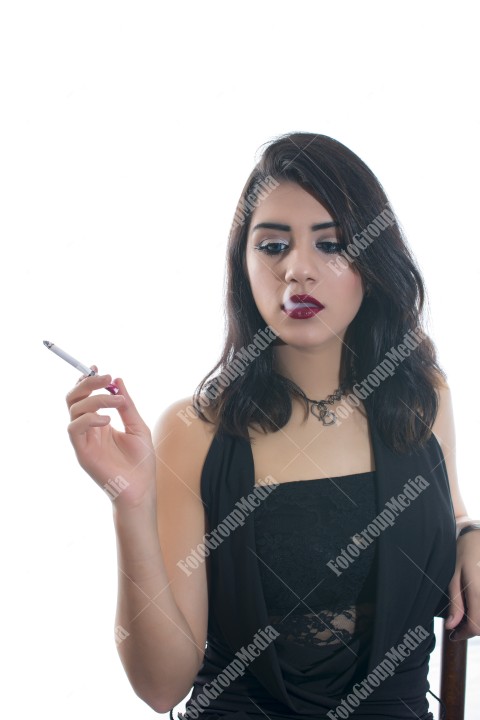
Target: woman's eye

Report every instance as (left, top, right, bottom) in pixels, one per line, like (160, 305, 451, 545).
(256, 241, 288, 255)
(317, 241, 343, 254)
(255, 240, 343, 256)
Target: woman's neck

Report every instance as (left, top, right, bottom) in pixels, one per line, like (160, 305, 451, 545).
(273, 339, 344, 400)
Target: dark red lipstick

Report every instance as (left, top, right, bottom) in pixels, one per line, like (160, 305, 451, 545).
(283, 294, 325, 320)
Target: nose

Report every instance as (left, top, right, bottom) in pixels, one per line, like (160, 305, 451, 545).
(283, 243, 320, 285)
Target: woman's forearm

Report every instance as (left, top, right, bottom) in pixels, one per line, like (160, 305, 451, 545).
(112, 500, 203, 713)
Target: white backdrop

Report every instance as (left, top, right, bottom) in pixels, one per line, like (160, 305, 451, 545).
(1, 1, 479, 718)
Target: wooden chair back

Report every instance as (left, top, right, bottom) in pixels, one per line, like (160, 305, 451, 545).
(439, 619, 468, 719)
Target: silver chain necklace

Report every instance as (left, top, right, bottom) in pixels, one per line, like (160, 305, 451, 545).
(298, 382, 348, 425)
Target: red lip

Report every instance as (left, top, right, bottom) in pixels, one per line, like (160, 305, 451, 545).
(282, 294, 325, 320)
(287, 294, 324, 309)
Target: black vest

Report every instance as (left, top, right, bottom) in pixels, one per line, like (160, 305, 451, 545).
(186, 397, 456, 718)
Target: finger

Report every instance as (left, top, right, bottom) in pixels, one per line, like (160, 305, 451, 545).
(66, 372, 113, 408)
(449, 615, 473, 642)
(445, 575, 466, 632)
(69, 392, 125, 421)
(76, 364, 98, 384)
(111, 377, 147, 436)
(67, 411, 111, 441)
(450, 591, 480, 641)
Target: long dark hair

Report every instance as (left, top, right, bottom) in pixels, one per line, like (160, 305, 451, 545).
(192, 132, 446, 454)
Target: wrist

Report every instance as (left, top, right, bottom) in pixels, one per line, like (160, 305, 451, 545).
(456, 518, 480, 540)
(112, 493, 158, 525)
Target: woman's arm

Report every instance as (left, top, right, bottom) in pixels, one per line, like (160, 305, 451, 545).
(113, 501, 204, 712)
(431, 381, 480, 640)
(66, 374, 209, 710)
(114, 398, 211, 712)
(431, 381, 470, 520)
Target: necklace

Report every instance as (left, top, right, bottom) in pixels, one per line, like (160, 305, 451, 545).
(275, 373, 350, 427)
(299, 381, 348, 425)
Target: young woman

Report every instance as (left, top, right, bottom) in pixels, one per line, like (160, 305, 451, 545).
(66, 133, 480, 720)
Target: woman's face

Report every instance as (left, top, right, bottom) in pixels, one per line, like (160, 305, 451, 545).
(245, 181, 365, 349)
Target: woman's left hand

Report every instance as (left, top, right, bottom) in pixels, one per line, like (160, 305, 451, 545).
(445, 531, 480, 640)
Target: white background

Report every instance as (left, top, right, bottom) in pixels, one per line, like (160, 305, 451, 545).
(1, 1, 479, 718)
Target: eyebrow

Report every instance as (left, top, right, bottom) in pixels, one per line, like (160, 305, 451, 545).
(251, 221, 339, 232)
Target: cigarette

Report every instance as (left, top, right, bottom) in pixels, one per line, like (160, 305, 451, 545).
(43, 340, 119, 394)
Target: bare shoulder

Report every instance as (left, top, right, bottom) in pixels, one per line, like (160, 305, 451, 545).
(429, 371, 453, 451)
(430, 374, 452, 445)
(152, 394, 217, 490)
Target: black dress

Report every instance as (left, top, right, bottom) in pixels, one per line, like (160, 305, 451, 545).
(171, 398, 456, 720)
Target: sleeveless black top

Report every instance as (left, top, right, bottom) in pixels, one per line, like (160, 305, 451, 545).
(254, 472, 377, 689)
(173, 399, 456, 720)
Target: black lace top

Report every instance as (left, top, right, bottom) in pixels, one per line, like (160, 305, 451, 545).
(180, 418, 456, 720)
(253, 472, 377, 690)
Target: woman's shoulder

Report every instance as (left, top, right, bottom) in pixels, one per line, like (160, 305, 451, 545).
(429, 372, 453, 448)
(152, 393, 218, 490)
(430, 371, 450, 439)
(428, 376, 468, 518)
